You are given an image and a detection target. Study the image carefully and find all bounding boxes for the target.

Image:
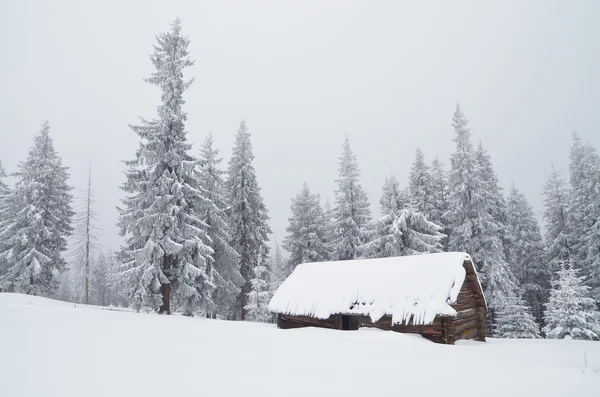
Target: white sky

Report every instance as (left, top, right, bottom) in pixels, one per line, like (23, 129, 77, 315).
(1, 0, 599, 253)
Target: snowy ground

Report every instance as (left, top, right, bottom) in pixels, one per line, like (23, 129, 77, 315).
(1, 293, 599, 397)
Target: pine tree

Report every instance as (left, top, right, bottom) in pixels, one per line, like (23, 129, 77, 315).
(408, 148, 435, 218)
(543, 262, 600, 340)
(244, 245, 273, 323)
(542, 163, 572, 272)
(494, 295, 541, 339)
(567, 133, 600, 301)
(69, 163, 98, 304)
(430, 156, 449, 250)
(445, 104, 517, 328)
(198, 132, 242, 318)
(506, 186, 549, 325)
(361, 175, 443, 258)
(118, 19, 214, 316)
(226, 121, 272, 320)
(0, 121, 74, 296)
(331, 137, 371, 261)
(283, 182, 329, 269)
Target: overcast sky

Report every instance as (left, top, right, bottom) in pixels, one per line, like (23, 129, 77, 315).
(1, 0, 599, 254)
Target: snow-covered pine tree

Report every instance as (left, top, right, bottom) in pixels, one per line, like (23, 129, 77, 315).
(118, 19, 214, 316)
(430, 156, 449, 251)
(445, 104, 517, 329)
(90, 251, 110, 306)
(226, 120, 272, 320)
(506, 185, 550, 325)
(542, 163, 573, 272)
(69, 163, 98, 304)
(0, 121, 74, 296)
(543, 261, 600, 340)
(198, 132, 242, 318)
(567, 133, 600, 301)
(331, 137, 371, 261)
(244, 244, 273, 323)
(283, 182, 330, 270)
(494, 295, 541, 339)
(361, 175, 443, 258)
(408, 148, 435, 219)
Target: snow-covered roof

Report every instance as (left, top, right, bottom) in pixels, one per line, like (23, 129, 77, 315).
(269, 252, 481, 326)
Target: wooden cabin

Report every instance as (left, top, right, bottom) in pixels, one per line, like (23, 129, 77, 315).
(268, 252, 486, 344)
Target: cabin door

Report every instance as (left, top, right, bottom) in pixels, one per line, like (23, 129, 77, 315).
(342, 315, 350, 330)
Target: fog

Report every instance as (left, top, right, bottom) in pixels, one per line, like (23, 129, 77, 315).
(1, 0, 599, 251)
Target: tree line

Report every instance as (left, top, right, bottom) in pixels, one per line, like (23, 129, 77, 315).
(0, 19, 598, 340)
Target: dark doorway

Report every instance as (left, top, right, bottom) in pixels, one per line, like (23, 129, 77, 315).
(342, 315, 350, 330)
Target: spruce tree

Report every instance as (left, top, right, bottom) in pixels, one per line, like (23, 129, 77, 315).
(408, 148, 435, 219)
(543, 262, 600, 340)
(331, 137, 371, 260)
(226, 120, 272, 320)
(445, 104, 517, 328)
(506, 186, 549, 325)
(567, 133, 600, 300)
(494, 295, 541, 339)
(542, 163, 572, 272)
(198, 132, 242, 318)
(0, 122, 74, 296)
(430, 156, 449, 251)
(118, 19, 214, 315)
(283, 182, 329, 269)
(244, 245, 272, 323)
(361, 175, 443, 258)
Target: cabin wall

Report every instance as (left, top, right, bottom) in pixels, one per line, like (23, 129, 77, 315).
(277, 314, 360, 331)
(360, 315, 451, 344)
(450, 272, 486, 342)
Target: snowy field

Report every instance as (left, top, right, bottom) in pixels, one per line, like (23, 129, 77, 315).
(1, 293, 599, 397)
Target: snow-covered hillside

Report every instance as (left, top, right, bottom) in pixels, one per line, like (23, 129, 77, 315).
(1, 293, 599, 397)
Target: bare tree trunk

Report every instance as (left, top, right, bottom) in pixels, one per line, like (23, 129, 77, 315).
(159, 284, 171, 314)
(84, 163, 92, 305)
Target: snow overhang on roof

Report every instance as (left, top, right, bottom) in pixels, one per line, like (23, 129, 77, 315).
(268, 252, 480, 326)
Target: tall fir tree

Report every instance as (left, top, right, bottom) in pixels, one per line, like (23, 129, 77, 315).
(494, 295, 541, 339)
(0, 122, 74, 296)
(283, 182, 329, 270)
(542, 163, 573, 272)
(226, 120, 272, 320)
(198, 132, 242, 318)
(543, 261, 599, 340)
(567, 133, 600, 300)
(445, 104, 517, 329)
(506, 185, 550, 325)
(430, 156, 449, 251)
(361, 175, 443, 258)
(331, 137, 371, 261)
(118, 19, 214, 316)
(408, 148, 435, 219)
